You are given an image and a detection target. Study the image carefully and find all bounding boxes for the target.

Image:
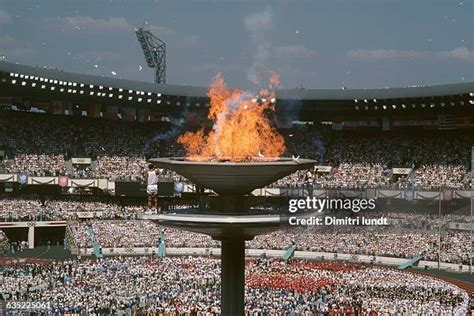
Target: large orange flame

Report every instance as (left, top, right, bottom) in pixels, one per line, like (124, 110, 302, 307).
(178, 73, 286, 162)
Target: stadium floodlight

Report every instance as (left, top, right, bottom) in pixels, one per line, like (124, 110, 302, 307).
(470, 92, 474, 96)
(9, 72, 14, 76)
(90, 92, 94, 96)
(138, 98, 143, 102)
(157, 100, 161, 104)
(430, 103, 435, 108)
(147, 99, 152, 103)
(460, 101, 465, 105)
(355, 105, 359, 110)
(421, 103, 426, 108)
(73, 90, 77, 93)
(136, 91, 140, 95)
(401, 104, 406, 109)
(99, 86, 103, 89)
(354, 99, 358, 103)
(157, 93, 162, 97)
(135, 27, 166, 84)
(68, 82, 72, 86)
(41, 85, 46, 89)
(31, 83, 36, 87)
(73, 83, 77, 87)
(450, 102, 455, 106)
(14, 73, 19, 77)
(90, 85, 94, 88)
(147, 92, 152, 96)
(21, 81, 26, 86)
(392, 105, 397, 109)
(51, 87, 55, 91)
(80, 91, 84, 94)
(25, 75, 29, 79)
(440, 103, 445, 107)
(20, 74, 24, 78)
(382, 105, 387, 110)
(469, 100, 474, 105)
(11, 80, 16, 84)
(119, 88, 123, 92)
(80, 83, 84, 87)
(412, 104, 416, 108)
(128, 90, 133, 93)
(118, 95, 123, 99)
(128, 96, 133, 101)
(140, 91, 145, 95)
(166, 101, 171, 105)
(374, 105, 378, 110)
(176, 102, 181, 106)
(60, 88, 64, 92)
(109, 87, 113, 91)
(364, 99, 368, 103)
(54, 80, 58, 84)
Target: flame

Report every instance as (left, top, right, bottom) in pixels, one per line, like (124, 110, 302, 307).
(178, 73, 285, 162)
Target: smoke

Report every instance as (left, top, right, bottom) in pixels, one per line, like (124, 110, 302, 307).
(244, 7, 274, 86)
(142, 126, 181, 157)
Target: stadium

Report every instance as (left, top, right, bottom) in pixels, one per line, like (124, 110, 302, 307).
(0, 2, 473, 315)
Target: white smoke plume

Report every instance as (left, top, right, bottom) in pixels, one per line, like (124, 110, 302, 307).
(244, 7, 274, 86)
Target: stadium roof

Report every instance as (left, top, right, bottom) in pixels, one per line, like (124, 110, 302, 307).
(1, 61, 473, 101)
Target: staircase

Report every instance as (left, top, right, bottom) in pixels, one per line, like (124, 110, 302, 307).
(87, 225, 103, 258)
(398, 254, 423, 269)
(157, 230, 166, 257)
(65, 159, 74, 175)
(282, 245, 297, 261)
(90, 159, 98, 173)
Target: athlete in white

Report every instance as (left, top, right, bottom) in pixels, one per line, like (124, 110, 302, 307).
(145, 164, 159, 210)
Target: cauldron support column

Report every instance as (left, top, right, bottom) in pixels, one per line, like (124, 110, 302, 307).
(221, 239, 245, 316)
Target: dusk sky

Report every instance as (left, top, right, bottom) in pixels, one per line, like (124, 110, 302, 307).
(0, 0, 472, 89)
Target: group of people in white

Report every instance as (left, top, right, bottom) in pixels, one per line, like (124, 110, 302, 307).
(0, 257, 469, 315)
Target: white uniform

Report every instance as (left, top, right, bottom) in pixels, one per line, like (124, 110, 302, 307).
(147, 170, 158, 195)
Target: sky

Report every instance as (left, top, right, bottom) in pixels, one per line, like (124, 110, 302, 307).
(0, 0, 472, 89)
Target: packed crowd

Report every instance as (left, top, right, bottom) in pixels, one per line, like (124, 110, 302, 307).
(67, 214, 471, 265)
(0, 257, 469, 314)
(1, 111, 472, 189)
(0, 197, 145, 221)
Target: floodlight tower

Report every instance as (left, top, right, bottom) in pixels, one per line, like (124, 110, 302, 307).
(135, 27, 166, 84)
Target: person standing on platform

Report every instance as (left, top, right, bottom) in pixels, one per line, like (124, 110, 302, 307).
(145, 164, 159, 212)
